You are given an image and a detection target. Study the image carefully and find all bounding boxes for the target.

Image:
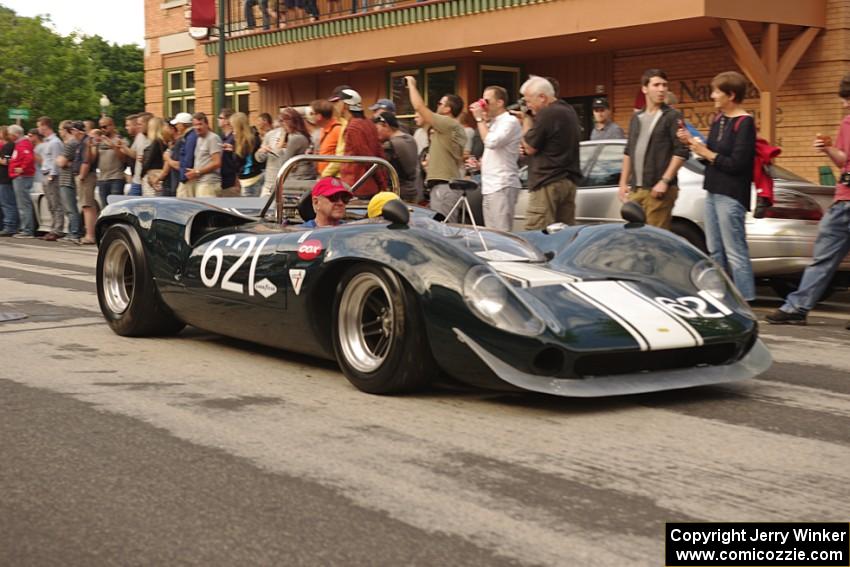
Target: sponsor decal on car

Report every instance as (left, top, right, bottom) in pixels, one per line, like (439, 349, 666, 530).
(254, 278, 277, 298)
(289, 269, 305, 296)
(297, 239, 323, 261)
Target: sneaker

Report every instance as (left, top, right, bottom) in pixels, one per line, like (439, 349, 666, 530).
(0, 230, 14, 237)
(766, 309, 807, 325)
(12, 233, 35, 239)
(58, 235, 80, 244)
(77, 237, 96, 245)
(43, 232, 60, 242)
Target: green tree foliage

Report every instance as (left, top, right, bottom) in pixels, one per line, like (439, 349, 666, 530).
(0, 6, 143, 130)
(80, 35, 145, 131)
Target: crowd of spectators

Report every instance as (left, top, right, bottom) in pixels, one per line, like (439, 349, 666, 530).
(2, 69, 850, 332)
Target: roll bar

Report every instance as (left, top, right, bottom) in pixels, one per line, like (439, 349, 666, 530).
(259, 154, 401, 224)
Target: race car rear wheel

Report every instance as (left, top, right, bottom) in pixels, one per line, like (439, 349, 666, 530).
(97, 224, 185, 337)
(333, 265, 435, 394)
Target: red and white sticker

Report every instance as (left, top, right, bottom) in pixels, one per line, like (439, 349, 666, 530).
(297, 239, 323, 261)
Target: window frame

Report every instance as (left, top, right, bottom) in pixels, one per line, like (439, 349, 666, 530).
(164, 66, 196, 118)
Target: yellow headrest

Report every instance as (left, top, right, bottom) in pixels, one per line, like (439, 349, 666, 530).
(367, 192, 401, 218)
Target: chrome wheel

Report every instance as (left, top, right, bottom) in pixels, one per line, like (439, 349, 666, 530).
(338, 271, 395, 373)
(102, 238, 135, 314)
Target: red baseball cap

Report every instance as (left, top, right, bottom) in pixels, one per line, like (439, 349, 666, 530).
(312, 177, 352, 198)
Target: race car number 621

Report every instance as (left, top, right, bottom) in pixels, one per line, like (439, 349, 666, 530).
(200, 235, 270, 295)
(654, 293, 734, 319)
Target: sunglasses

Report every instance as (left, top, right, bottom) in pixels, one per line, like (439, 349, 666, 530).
(322, 192, 352, 203)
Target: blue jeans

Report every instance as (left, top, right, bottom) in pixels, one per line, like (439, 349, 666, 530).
(98, 179, 125, 207)
(245, 0, 270, 28)
(240, 173, 264, 197)
(0, 183, 18, 233)
(13, 176, 34, 235)
(704, 192, 756, 301)
(128, 183, 142, 196)
(782, 200, 850, 314)
(59, 185, 82, 237)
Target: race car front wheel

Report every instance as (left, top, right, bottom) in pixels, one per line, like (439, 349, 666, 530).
(333, 265, 436, 394)
(96, 224, 185, 337)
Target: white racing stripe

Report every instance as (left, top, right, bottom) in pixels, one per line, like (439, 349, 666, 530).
(564, 280, 702, 351)
(489, 262, 580, 288)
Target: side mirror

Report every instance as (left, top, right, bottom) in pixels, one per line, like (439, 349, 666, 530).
(381, 198, 410, 226)
(620, 201, 646, 226)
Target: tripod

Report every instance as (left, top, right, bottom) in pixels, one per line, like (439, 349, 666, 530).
(443, 178, 488, 251)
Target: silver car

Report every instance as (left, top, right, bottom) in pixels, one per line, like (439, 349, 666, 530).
(514, 139, 850, 297)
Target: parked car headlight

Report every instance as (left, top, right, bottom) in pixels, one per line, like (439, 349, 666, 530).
(690, 260, 727, 299)
(463, 266, 545, 336)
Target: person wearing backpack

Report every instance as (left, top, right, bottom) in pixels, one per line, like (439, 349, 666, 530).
(678, 71, 757, 302)
(768, 73, 850, 329)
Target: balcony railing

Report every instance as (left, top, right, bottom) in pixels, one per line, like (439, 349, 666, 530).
(206, 0, 552, 55)
(225, 0, 419, 32)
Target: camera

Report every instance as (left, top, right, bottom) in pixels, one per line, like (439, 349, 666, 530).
(840, 171, 850, 186)
(506, 97, 529, 115)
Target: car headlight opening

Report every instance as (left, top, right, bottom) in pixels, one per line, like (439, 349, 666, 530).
(691, 261, 726, 299)
(463, 266, 545, 336)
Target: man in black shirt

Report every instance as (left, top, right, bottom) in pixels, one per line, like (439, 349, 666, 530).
(519, 75, 582, 229)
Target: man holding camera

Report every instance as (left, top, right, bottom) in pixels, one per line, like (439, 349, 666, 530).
(470, 86, 522, 231)
(405, 75, 467, 222)
(93, 117, 130, 206)
(519, 75, 582, 229)
(768, 73, 850, 330)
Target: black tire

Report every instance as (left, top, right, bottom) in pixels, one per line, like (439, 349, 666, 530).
(671, 220, 708, 253)
(96, 224, 185, 337)
(332, 265, 436, 394)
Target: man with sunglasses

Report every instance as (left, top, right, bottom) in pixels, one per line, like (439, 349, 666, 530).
(404, 75, 466, 222)
(302, 177, 352, 228)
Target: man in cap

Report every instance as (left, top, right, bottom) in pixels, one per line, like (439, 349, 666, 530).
(67, 121, 98, 244)
(369, 98, 396, 117)
(304, 177, 352, 228)
(328, 88, 387, 197)
(373, 111, 418, 202)
(590, 98, 625, 140)
(164, 112, 195, 198)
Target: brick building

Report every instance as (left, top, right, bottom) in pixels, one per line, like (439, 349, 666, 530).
(144, 0, 848, 182)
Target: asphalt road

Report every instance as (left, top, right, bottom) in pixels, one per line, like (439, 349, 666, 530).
(1, 238, 849, 566)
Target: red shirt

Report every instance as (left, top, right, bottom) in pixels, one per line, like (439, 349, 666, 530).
(833, 114, 850, 201)
(9, 138, 35, 178)
(339, 117, 387, 197)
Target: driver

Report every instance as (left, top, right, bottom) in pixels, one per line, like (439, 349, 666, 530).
(302, 177, 352, 228)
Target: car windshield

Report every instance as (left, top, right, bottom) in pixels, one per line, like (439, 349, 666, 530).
(411, 217, 546, 262)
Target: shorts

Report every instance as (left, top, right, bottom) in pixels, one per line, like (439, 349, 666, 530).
(76, 174, 97, 208)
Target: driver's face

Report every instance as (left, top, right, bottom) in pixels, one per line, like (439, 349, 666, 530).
(313, 192, 350, 224)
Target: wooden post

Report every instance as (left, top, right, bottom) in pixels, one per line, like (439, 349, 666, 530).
(719, 20, 821, 144)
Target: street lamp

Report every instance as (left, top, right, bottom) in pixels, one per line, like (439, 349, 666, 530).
(100, 94, 111, 117)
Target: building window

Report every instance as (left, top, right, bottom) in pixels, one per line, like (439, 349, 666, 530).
(215, 81, 251, 114)
(424, 66, 457, 112)
(165, 67, 195, 118)
(480, 65, 521, 105)
(388, 65, 458, 119)
(389, 69, 419, 120)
